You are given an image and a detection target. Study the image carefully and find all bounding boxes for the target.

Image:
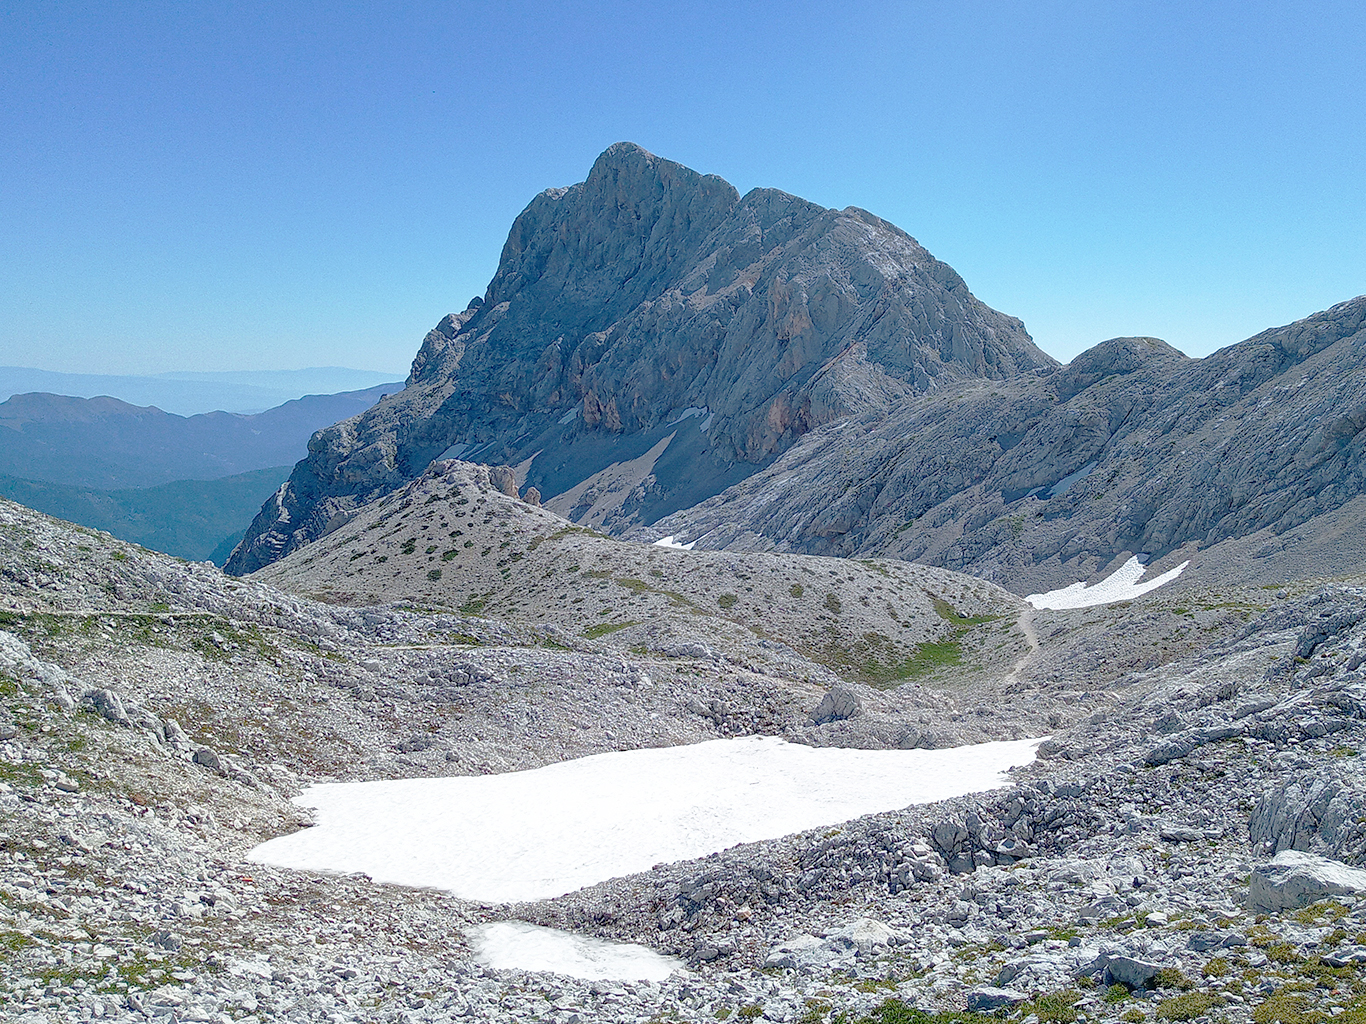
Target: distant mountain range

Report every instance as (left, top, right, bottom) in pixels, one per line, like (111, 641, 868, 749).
(0, 365, 404, 416)
(0, 466, 291, 564)
(0, 382, 401, 490)
(0, 380, 399, 562)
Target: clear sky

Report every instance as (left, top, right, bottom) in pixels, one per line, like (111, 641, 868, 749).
(3, 0, 1363, 375)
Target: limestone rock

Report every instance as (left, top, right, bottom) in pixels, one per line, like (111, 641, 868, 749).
(647, 296, 1366, 592)
(824, 917, 895, 953)
(967, 987, 1029, 1011)
(1248, 850, 1366, 913)
(811, 686, 860, 725)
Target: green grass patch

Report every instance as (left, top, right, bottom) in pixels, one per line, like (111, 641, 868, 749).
(930, 597, 997, 627)
(1157, 992, 1221, 1021)
(850, 997, 987, 1024)
(582, 621, 641, 639)
(527, 525, 589, 551)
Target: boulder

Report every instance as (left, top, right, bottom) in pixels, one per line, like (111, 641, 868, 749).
(1248, 850, 1366, 912)
(1079, 952, 1164, 990)
(85, 687, 132, 727)
(967, 988, 1029, 1011)
(811, 686, 860, 725)
(825, 918, 895, 953)
(1144, 724, 1243, 766)
(763, 935, 824, 970)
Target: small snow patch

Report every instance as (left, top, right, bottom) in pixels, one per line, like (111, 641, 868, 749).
(435, 442, 470, 462)
(1025, 555, 1189, 610)
(653, 535, 696, 550)
(470, 921, 681, 981)
(666, 406, 708, 427)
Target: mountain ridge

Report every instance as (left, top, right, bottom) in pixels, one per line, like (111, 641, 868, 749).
(640, 295, 1366, 593)
(0, 365, 402, 415)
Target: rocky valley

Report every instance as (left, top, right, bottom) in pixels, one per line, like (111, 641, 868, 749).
(4, 143, 1366, 1024)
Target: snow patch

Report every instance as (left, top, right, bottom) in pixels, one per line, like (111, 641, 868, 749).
(434, 442, 470, 462)
(558, 403, 581, 425)
(469, 921, 681, 981)
(666, 406, 708, 427)
(248, 735, 1043, 903)
(653, 535, 696, 550)
(1025, 555, 1190, 610)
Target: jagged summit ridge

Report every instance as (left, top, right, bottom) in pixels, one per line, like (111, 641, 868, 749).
(227, 143, 1050, 574)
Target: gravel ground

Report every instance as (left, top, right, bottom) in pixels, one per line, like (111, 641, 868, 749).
(5, 484, 1366, 1023)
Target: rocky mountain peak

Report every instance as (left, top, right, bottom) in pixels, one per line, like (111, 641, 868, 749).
(227, 144, 1054, 575)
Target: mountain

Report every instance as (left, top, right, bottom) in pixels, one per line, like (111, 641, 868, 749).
(226, 142, 1053, 574)
(0, 365, 404, 415)
(640, 296, 1366, 594)
(0, 382, 400, 490)
(0, 465, 291, 564)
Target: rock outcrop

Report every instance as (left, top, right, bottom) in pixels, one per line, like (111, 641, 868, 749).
(226, 143, 1050, 574)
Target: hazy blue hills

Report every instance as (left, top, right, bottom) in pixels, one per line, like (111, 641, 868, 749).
(0, 466, 291, 564)
(0, 365, 404, 416)
(0, 383, 400, 490)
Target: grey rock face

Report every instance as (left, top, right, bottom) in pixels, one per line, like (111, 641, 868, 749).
(227, 142, 1050, 574)
(1248, 850, 1366, 912)
(967, 987, 1029, 1011)
(1250, 772, 1366, 864)
(811, 686, 860, 725)
(647, 296, 1366, 593)
(1092, 953, 1165, 990)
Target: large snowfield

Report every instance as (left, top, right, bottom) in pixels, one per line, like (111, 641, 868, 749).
(1025, 555, 1189, 610)
(248, 735, 1042, 903)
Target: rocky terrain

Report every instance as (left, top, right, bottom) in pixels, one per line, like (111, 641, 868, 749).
(227, 142, 1052, 574)
(8, 136, 1366, 1024)
(644, 298, 1366, 596)
(251, 458, 1033, 715)
(7, 454, 1366, 1022)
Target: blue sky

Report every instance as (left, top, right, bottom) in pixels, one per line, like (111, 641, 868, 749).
(3, 0, 1363, 375)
